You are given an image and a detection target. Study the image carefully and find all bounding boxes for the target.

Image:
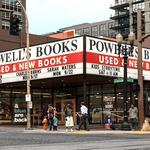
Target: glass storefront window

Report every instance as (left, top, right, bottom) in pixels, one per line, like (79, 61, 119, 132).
(0, 90, 11, 120)
(90, 95, 103, 123)
(103, 93, 116, 123)
(32, 89, 52, 122)
(115, 84, 131, 123)
(115, 92, 124, 123)
(89, 85, 102, 95)
(103, 84, 114, 93)
(12, 90, 27, 123)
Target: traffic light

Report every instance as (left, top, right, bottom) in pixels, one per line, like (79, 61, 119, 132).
(10, 13, 20, 36)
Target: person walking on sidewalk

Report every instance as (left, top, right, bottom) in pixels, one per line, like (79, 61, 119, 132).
(64, 104, 74, 132)
(129, 104, 138, 130)
(77, 102, 90, 131)
(47, 104, 54, 131)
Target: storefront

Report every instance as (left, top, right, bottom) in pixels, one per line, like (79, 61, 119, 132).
(0, 35, 150, 125)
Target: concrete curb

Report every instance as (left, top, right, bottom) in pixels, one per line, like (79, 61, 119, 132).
(23, 129, 150, 135)
(1, 126, 150, 135)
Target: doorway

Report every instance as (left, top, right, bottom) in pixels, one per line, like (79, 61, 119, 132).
(54, 97, 76, 125)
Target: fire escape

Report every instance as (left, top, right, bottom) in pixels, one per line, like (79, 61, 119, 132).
(110, 0, 145, 39)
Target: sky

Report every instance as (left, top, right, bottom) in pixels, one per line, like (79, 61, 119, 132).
(26, 0, 114, 35)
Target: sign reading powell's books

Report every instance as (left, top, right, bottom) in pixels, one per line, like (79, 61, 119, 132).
(0, 37, 83, 83)
(86, 36, 150, 80)
(0, 35, 150, 84)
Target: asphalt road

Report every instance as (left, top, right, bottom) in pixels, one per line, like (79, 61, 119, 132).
(0, 127, 150, 150)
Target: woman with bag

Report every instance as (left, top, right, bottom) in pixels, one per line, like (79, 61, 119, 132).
(64, 104, 74, 132)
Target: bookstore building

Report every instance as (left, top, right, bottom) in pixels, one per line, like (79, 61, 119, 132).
(0, 35, 150, 125)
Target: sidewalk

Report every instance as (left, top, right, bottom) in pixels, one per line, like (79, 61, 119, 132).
(1, 125, 150, 135)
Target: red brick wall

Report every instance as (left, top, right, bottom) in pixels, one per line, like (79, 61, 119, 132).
(0, 30, 57, 52)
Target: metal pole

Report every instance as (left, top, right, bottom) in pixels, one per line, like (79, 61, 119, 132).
(129, 0, 133, 33)
(17, 0, 31, 129)
(121, 44, 130, 130)
(123, 44, 128, 119)
(137, 9, 144, 129)
(83, 76, 86, 102)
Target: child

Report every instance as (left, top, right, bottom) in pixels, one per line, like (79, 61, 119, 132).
(141, 118, 150, 131)
(53, 116, 58, 131)
(42, 116, 48, 130)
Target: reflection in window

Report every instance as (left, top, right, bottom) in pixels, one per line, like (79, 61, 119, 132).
(103, 84, 114, 94)
(99, 24, 107, 36)
(32, 89, 52, 119)
(90, 95, 103, 123)
(83, 27, 90, 35)
(91, 26, 98, 36)
(0, 90, 11, 120)
(75, 29, 83, 35)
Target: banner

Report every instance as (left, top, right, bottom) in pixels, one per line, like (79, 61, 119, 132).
(0, 37, 83, 84)
(1, 35, 150, 84)
(86, 36, 150, 80)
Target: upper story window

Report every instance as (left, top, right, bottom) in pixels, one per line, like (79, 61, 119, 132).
(91, 26, 98, 36)
(133, 2, 144, 11)
(83, 27, 91, 35)
(99, 24, 107, 36)
(2, 20, 10, 30)
(1, 0, 22, 31)
(108, 22, 115, 36)
(75, 29, 83, 35)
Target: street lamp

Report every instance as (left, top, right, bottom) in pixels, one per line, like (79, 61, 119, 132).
(116, 32, 135, 130)
(16, 0, 31, 129)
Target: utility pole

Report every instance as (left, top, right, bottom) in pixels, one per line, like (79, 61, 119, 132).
(129, 0, 133, 33)
(16, 0, 31, 129)
(116, 32, 134, 130)
(137, 9, 144, 129)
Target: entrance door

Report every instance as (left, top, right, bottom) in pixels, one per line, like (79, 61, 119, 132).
(54, 98, 76, 125)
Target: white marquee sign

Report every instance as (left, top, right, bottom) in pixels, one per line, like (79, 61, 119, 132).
(1, 35, 150, 84)
(86, 36, 150, 80)
(0, 37, 83, 84)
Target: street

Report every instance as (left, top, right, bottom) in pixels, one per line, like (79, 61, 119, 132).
(0, 127, 150, 150)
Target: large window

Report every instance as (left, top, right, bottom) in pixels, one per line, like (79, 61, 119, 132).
(88, 84, 132, 124)
(83, 27, 91, 35)
(108, 22, 115, 37)
(99, 24, 107, 36)
(91, 26, 98, 36)
(0, 90, 11, 120)
(1, 0, 22, 30)
(75, 29, 83, 35)
(32, 89, 52, 120)
(90, 95, 103, 123)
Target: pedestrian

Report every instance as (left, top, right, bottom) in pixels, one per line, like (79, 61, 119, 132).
(42, 116, 48, 130)
(53, 107, 58, 131)
(141, 118, 150, 131)
(77, 102, 90, 131)
(53, 116, 58, 131)
(129, 104, 138, 130)
(47, 104, 54, 131)
(64, 104, 74, 132)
